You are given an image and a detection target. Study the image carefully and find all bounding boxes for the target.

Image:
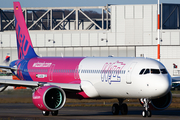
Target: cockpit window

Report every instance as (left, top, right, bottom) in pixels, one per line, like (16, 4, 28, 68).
(139, 69, 145, 75)
(160, 69, 168, 74)
(144, 69, 150, 74)
(139, 68, 168, 75)
(151, 69, 160, 74)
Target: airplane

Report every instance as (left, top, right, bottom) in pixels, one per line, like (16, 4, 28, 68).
(3, 53, 10, 63)
(0, 53, 11, 75)
(0, 2, 172, 117)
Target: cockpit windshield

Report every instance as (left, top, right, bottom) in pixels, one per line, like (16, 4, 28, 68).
(160, 69, 168, 74)
(139, 68, 168, 75)
(144, 69, 150, 74)
(151, 69, 160, 74)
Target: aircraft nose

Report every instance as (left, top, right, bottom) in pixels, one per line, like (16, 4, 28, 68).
(155, 74, 171, 97)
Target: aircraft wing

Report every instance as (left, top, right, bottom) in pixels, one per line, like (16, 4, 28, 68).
(0, 78, 81, 91)
(0, 66, 17, 71)
(0, 79, 39, 88)
(172, 77, 180, 83)
(172, 77, 180, 88)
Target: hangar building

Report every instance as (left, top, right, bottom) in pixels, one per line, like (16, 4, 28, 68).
(0, 3, 180, 76)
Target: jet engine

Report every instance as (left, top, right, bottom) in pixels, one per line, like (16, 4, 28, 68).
(32, 85, 66, 111)
(140, 91, 172, 110)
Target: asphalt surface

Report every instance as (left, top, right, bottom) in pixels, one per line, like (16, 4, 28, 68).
(0, 103, 180, 120)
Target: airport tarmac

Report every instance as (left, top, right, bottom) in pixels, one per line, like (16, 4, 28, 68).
(0, 103, 180, 120)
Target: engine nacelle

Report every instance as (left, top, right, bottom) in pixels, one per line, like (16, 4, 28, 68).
(140, 91, 172, 110)
(32, 85, 66, 111)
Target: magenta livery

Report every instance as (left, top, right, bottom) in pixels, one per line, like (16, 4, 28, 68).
(0, 2, 172, 117)
(12, 2, 87, 98)
(13, 2, 84, 84)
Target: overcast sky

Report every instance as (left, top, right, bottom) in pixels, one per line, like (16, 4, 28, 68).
(1, 0, 180, 8)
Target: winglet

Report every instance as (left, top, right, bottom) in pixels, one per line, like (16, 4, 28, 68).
(13, 2, 38, 59)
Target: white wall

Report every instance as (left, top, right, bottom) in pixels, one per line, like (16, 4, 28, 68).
(1, 4, 180, 77)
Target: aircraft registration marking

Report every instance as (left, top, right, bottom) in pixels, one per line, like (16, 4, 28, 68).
(36, 74, 47, 78)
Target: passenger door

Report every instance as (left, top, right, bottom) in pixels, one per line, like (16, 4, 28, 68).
(49, 64, 55, 81)
(126, 62, 137, 84)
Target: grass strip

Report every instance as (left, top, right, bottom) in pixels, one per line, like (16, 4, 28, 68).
(0, 90, 180, 108)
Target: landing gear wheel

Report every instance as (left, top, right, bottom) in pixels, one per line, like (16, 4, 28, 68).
(147, 110, 152, 117)
(42, 111, 50, 116)
(51, 110, 58, 116)
(112, 103, 119, 115)
(142, 110, 146, 117)
(120, 103, 128, 115)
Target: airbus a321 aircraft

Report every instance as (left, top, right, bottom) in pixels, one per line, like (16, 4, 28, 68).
(0, 2, 172, 117)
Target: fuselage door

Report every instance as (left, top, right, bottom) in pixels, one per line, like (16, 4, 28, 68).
(49, 64, 55, 81)
(126, 62, 137, 84)
(74, 65, 80, 79)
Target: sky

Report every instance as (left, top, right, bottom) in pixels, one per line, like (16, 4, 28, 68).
(1, 0, 180, 8)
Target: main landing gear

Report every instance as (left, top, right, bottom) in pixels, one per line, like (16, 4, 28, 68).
(141, 98, 152, 117)
(112, 99, 128, 115)
(42, 110, 59, 116)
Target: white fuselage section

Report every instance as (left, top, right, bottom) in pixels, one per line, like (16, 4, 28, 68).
(79, 57, 172, 99)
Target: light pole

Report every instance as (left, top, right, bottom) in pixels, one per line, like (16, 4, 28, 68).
(157, 0, 160, 61)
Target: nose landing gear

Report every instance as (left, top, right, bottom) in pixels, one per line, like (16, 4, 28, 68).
(141, 98, 152, 117)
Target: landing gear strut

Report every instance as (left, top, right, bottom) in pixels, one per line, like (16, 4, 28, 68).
(112, 99, 128, 115)
(141, 98, 151, 117)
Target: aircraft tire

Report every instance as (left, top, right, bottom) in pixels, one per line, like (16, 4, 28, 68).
(147, 110, 152, 117)
(51, 110, 58, 116)
(42, 111, 50, 116)
(142, 110, 146, 117)
(112, 103, 119, 115)
(120, 103, 128, 115)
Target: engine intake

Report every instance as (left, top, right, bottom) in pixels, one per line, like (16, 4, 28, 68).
(32, 85, 66, 111)
(150, 91, 172, 110)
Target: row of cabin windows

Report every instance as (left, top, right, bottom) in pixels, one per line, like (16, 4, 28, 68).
(81, 70, 126, 74)
(24, 69, 126, 74)
(24, 69, 48, 73)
